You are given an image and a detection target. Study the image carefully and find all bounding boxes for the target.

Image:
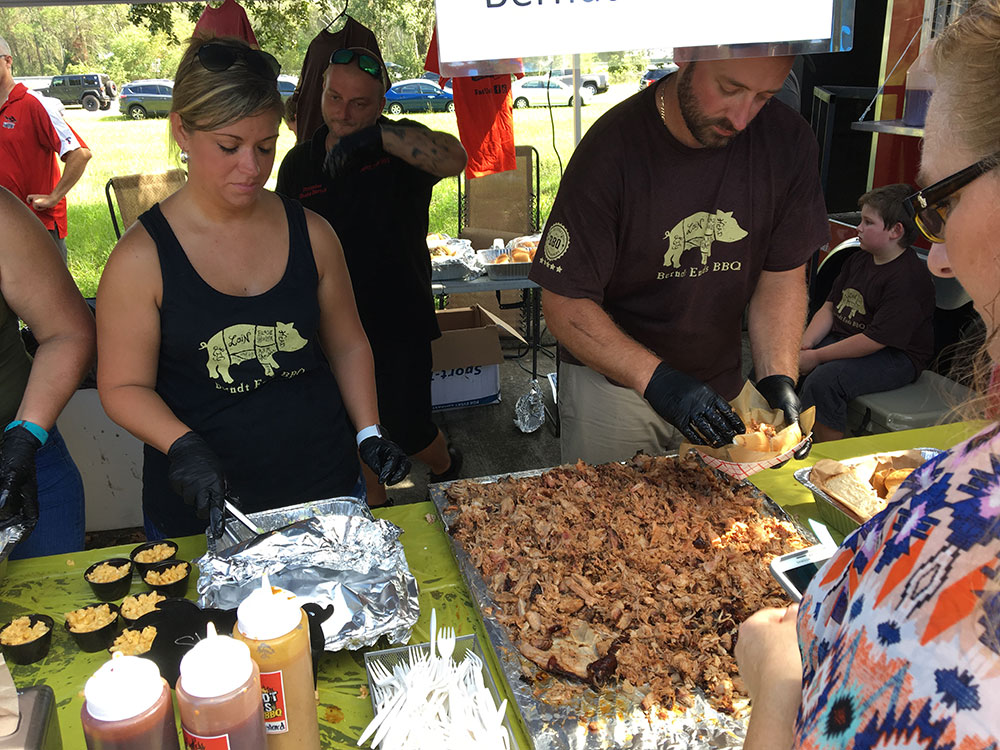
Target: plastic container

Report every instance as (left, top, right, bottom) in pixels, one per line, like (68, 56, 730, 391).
(84, 558, 133, 602)
(234, 576, 320, 750)
(175, 623, 267, 750)
(81, 653, 180, 750)
(129, 540, 178, 578)
(142, 560, 191, 598)
(65, 603, 121, 653)
(903, 42, 936, 127)
(0, 614, 53, 665)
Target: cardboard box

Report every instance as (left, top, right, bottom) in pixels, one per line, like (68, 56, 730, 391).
(431, 306, 527, 410)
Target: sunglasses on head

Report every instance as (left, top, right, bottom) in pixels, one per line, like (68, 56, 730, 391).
(905, 153, 1000, 243)
(329, 48, 385, 86)
(196, 42, 280, 80)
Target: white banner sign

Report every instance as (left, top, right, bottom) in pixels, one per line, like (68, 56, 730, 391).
(435, 0, 836, 63)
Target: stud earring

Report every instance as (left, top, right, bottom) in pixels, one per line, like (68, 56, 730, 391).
(179, 150, 189, 164)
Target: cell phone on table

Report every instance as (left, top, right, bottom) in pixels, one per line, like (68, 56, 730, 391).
(769, 545, 834, 602)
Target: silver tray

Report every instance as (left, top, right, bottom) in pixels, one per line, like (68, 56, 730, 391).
(364, 634, 521, 749)
(794, 448, 941, 536)
(428, 461, 815, 750)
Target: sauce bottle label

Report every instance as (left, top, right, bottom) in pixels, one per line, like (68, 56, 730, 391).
(182, 728, 231, 749)
(260, 670, 289, 733)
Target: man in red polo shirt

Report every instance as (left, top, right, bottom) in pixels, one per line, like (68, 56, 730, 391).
(0, 35, 92, 262)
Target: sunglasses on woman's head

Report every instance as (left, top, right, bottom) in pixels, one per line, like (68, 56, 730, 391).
(196, 43, 280, 80)
(329, 48, 385, 84)
(905, 153, 1000, 243)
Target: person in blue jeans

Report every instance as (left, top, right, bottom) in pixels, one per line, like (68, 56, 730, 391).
(0, 186, 95, 558)
(798, 183, 936, 442)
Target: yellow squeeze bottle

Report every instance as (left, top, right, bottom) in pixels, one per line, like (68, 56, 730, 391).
(233, 574, 320, 750)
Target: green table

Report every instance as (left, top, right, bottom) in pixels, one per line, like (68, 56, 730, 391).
(0, 502, 532, 750)
(750, 422, 983, 540)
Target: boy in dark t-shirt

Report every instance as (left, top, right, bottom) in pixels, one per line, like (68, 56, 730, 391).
(799, 184, 935, 441)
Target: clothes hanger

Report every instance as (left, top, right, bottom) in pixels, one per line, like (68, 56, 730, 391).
(323, 0, 349, 31)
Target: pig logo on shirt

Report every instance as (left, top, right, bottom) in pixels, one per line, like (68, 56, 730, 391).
(662, 210, 748, 268)
(836, 288, 867, 320)
(200, 322, 307, 384)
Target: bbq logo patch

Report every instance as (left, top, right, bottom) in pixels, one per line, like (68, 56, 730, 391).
(662, 210, 747, 268)
(836, 288, 867, 320)
(544, 223, 570, 262)
(200, 322, 306, 384)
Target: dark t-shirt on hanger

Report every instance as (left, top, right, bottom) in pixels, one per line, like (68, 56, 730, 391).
(292, 17, 382, 144)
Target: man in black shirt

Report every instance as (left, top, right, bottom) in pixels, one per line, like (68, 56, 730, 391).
(277, 47, 466, 505)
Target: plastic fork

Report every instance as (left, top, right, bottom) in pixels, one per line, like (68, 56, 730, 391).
(367, 658, 394, 688)
(437, 626, 456, 663)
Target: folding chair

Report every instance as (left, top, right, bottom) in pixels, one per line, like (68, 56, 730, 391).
(105, 169, 187, 239)
(457, 145, 541, 248)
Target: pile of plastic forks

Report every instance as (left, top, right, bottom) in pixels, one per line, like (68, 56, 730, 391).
(358, 609, 511, 749)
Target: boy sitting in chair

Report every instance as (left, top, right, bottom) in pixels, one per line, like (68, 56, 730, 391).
(799, 183, 935, 442)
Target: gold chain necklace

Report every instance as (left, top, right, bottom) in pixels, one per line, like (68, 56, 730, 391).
(656, 82, 667, 125)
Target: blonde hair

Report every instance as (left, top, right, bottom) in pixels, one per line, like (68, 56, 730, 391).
(170, 36, 283, 141)
(933, 0, 1000, 651)
(933, 0, 1000, 159)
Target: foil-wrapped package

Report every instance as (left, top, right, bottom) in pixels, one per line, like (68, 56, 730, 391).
(514, 379, 545, 433)
(195, 497, 419, 651)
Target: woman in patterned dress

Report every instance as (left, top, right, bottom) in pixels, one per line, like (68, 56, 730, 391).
(735, 3, 1000, 748)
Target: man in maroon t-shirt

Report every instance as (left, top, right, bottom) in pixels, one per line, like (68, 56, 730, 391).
(0, 36, 92, 262)
(529, 55, 829, 464)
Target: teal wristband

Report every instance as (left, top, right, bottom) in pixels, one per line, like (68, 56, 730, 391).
(4, 420, 49, 446)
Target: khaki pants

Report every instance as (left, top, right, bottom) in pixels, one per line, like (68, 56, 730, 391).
(560, 363, 682, 465)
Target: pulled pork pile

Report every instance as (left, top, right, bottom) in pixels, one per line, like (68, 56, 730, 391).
(445, 454, 806, 714)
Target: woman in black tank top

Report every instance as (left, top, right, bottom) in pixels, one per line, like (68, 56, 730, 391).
(96, 37, 409, 540)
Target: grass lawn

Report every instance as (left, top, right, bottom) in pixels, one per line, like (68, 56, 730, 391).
(61, 83, 635, 296)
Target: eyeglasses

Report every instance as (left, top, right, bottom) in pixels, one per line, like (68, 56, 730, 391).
(329, 48, 386, 88)
(905, 154, 1000, 243)
(196, 43, 280, 80)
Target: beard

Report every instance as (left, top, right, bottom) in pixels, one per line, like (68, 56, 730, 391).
(676, 64, 741, 148)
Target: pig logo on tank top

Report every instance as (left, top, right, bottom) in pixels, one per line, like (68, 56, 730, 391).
(661, 210, 747, 269)
(200, 322, 307, 384)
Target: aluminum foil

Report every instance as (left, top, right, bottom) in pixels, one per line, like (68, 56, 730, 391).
(429, 465, 816, 750)
(514, 379, 545, 433)
(195, 496, 419, 651)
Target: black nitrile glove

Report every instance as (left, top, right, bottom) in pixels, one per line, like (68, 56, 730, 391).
(324, 125, 383, 180)
(359, 436, 411, 486)
(756, 374, 811, 461)
(167, 431, 226, 539)
(0, 425, 41, 533)
(644, 362, 745, 447)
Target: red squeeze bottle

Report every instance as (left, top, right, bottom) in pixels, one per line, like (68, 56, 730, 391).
(175, 622, 268, 750)
(81, 653, 180, 750)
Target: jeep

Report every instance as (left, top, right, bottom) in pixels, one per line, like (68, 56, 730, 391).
(547, 68, 608, 96)
(42, 73, 117, 112)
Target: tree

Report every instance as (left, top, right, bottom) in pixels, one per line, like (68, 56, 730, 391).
(127, 0, 340, 51)
(126, 0, 437, 80)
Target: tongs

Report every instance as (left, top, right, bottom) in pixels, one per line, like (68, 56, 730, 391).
(208, 494, 265, 555)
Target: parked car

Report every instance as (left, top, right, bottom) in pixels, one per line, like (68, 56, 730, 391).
(420, 72, 453, 93)
(511, 77, 592, 108)
(383, 79, 454, 114)
(547, 68, 608, 96)
(41, 73, 116, 111)
(638, 64, 678, 91)
(277, 74, 297, 103)
(119, 79, 173, 120)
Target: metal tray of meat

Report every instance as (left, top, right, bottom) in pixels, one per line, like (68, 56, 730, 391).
(428, 460, 815, 750)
